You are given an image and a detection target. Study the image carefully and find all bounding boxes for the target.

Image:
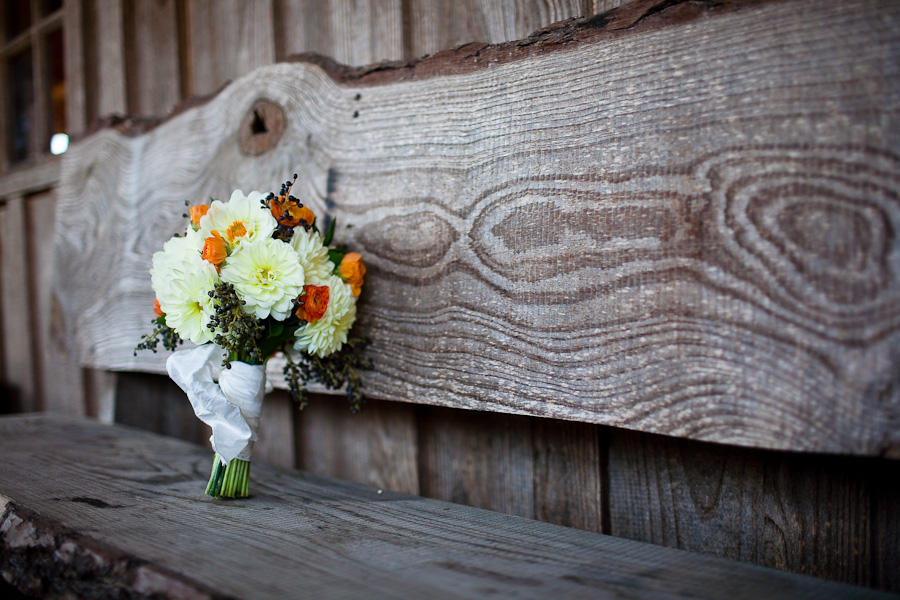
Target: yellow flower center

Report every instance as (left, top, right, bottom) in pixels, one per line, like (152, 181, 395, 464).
(256, 267, 276, 289)
(227, 221, 248, 241)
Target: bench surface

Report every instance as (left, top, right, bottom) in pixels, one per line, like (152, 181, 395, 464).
(0, 414, 892, 600)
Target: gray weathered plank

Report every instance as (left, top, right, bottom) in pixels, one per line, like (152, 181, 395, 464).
(607, 430, 900, 591)
(123, 0, 181, 117)
(276, 0, 404, 65)
(55, 0, 900, 454)
(185, 0, 276, 96)
(0, 413, 891, 600)
(27, 190, 85, 415)
(295, 395, 420, 494)
(418, 407, 536, 518)
(0, 197, 37, 412)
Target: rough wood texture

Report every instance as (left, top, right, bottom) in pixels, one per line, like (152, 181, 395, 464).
(276, 0, 404, 66)
(608, 430, 900, 592)
(0, 197, 37, 413)
(56, 0, 900, 455)
(185, 0, 276, 96)
(27, 190, 85, 415)
(295, 395, 420, 494)
(0, 414, 891, 600)
(123, 0, 181, 117)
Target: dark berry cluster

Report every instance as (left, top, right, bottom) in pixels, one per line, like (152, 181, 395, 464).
(283, 338, 372, 413)
(134, 318, 182, 355)
(207, 281, 264, 366)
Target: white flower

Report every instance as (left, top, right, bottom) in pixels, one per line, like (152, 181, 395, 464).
(150, 228, 203, 307)
(220, 237, 304, 320)
(290, 229, 334, 282)
(155, 256, 219, 345)
(294, 274, 357, 358)
(198, 189, 276, 250)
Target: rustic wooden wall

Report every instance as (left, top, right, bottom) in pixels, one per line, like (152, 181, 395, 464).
(3, 0, 899, 594)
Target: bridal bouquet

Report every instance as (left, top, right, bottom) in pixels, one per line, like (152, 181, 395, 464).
(136, 175, 370, 498)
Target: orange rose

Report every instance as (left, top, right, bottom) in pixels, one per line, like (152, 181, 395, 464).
(153, 298, 164, 318)
(202, 231, 227, 266)
(270, 196, 315, 228)
(339, 252, 365, 296)
(296, 284, 330, 323)
(189, 204, 209, 227)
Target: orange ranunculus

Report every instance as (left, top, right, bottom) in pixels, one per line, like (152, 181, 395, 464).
(339, 252, 365, 296)
(153, 298, 164, 318)
(202, 231, 227, 266)
(295, 284, 329, 323)
(270, 195, 315, 228)
(189, 204, 209, 227)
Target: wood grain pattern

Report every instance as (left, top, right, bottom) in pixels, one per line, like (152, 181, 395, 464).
(531, 417, 604, 532)
(0, 413, 890, 600)
(26, 190, 85, 415)
(276, 0, 404, 66)
(405, 0, 587, 58)
(295, 395, 420, 493)
(56, 0, 900, 454)
(123, 0, 181, 117)
(418, 407, 535, 518)
(185, 0, 276, 96)
(0, 197, 37, 413)
(607, 430, 900, 592)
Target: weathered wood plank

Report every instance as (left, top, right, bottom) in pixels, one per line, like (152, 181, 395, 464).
(0, 197, 37, 413)
(85, 0, 128, 117)
(0, 413, 890, 600)
(64, 0, 87, 136)
(418, 406, 535, 518)
(531, 418, 604, 532)
(404, 0, 588, 58)
(56, 0, 900, 454)
(114, 371, 210, 447)
(123, 0, 181, 117)
(276, 0, 404, 65)
(295, 395, 420, 494)
(26, 190, 85, 415)
(607, 430, 900, 592)
(185, 0, 276, 96)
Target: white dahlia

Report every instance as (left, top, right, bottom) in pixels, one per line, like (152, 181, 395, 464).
(220, 237, 304, 320)
(150, 228, 203, 306)
(290, 229, 334, 282)
(156, 257, 219, 345)
(293, 274, 357, 358)
(198, 189, 277, 250)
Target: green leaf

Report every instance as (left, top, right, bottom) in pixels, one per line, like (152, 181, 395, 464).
(322, 216, 337, 246)
(268, 321, 284, 338)
(328, 248, 346, 270)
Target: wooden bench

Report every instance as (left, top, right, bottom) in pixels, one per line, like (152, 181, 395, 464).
(0, 413, 894, 599)
(2, 0, 899, 597)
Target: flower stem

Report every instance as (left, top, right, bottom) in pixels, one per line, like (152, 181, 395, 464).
(205, 453, 250, 498)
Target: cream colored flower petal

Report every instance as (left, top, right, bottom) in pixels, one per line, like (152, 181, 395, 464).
(293, 274, 357, 358)
(220, 237, 304, 320)
(198, 189, 277, 249)
(290, 229, 334, 282)
(157, 257, 219, 344)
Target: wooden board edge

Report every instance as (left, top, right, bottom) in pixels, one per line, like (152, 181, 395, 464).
(0, 496, 231, 600)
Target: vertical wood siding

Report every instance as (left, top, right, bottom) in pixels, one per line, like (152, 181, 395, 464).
(2, 0, 897, 593)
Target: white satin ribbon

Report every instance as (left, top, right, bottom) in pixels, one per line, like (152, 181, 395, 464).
(166, 344, 267, 464)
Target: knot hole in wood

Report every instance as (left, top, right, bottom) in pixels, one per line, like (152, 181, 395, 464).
(238, 99, 285, 156)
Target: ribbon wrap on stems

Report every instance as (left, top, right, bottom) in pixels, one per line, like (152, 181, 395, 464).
(166, 344, 269, 464)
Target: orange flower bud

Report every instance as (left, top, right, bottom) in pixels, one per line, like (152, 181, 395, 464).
(339, 252, 365, 296)
(270, 196, 315, 228)
(296, 284, 330, 323)
(202, 231, 227, 266)
(153, 298, 164, 318)
(189, 204, 209, 227)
